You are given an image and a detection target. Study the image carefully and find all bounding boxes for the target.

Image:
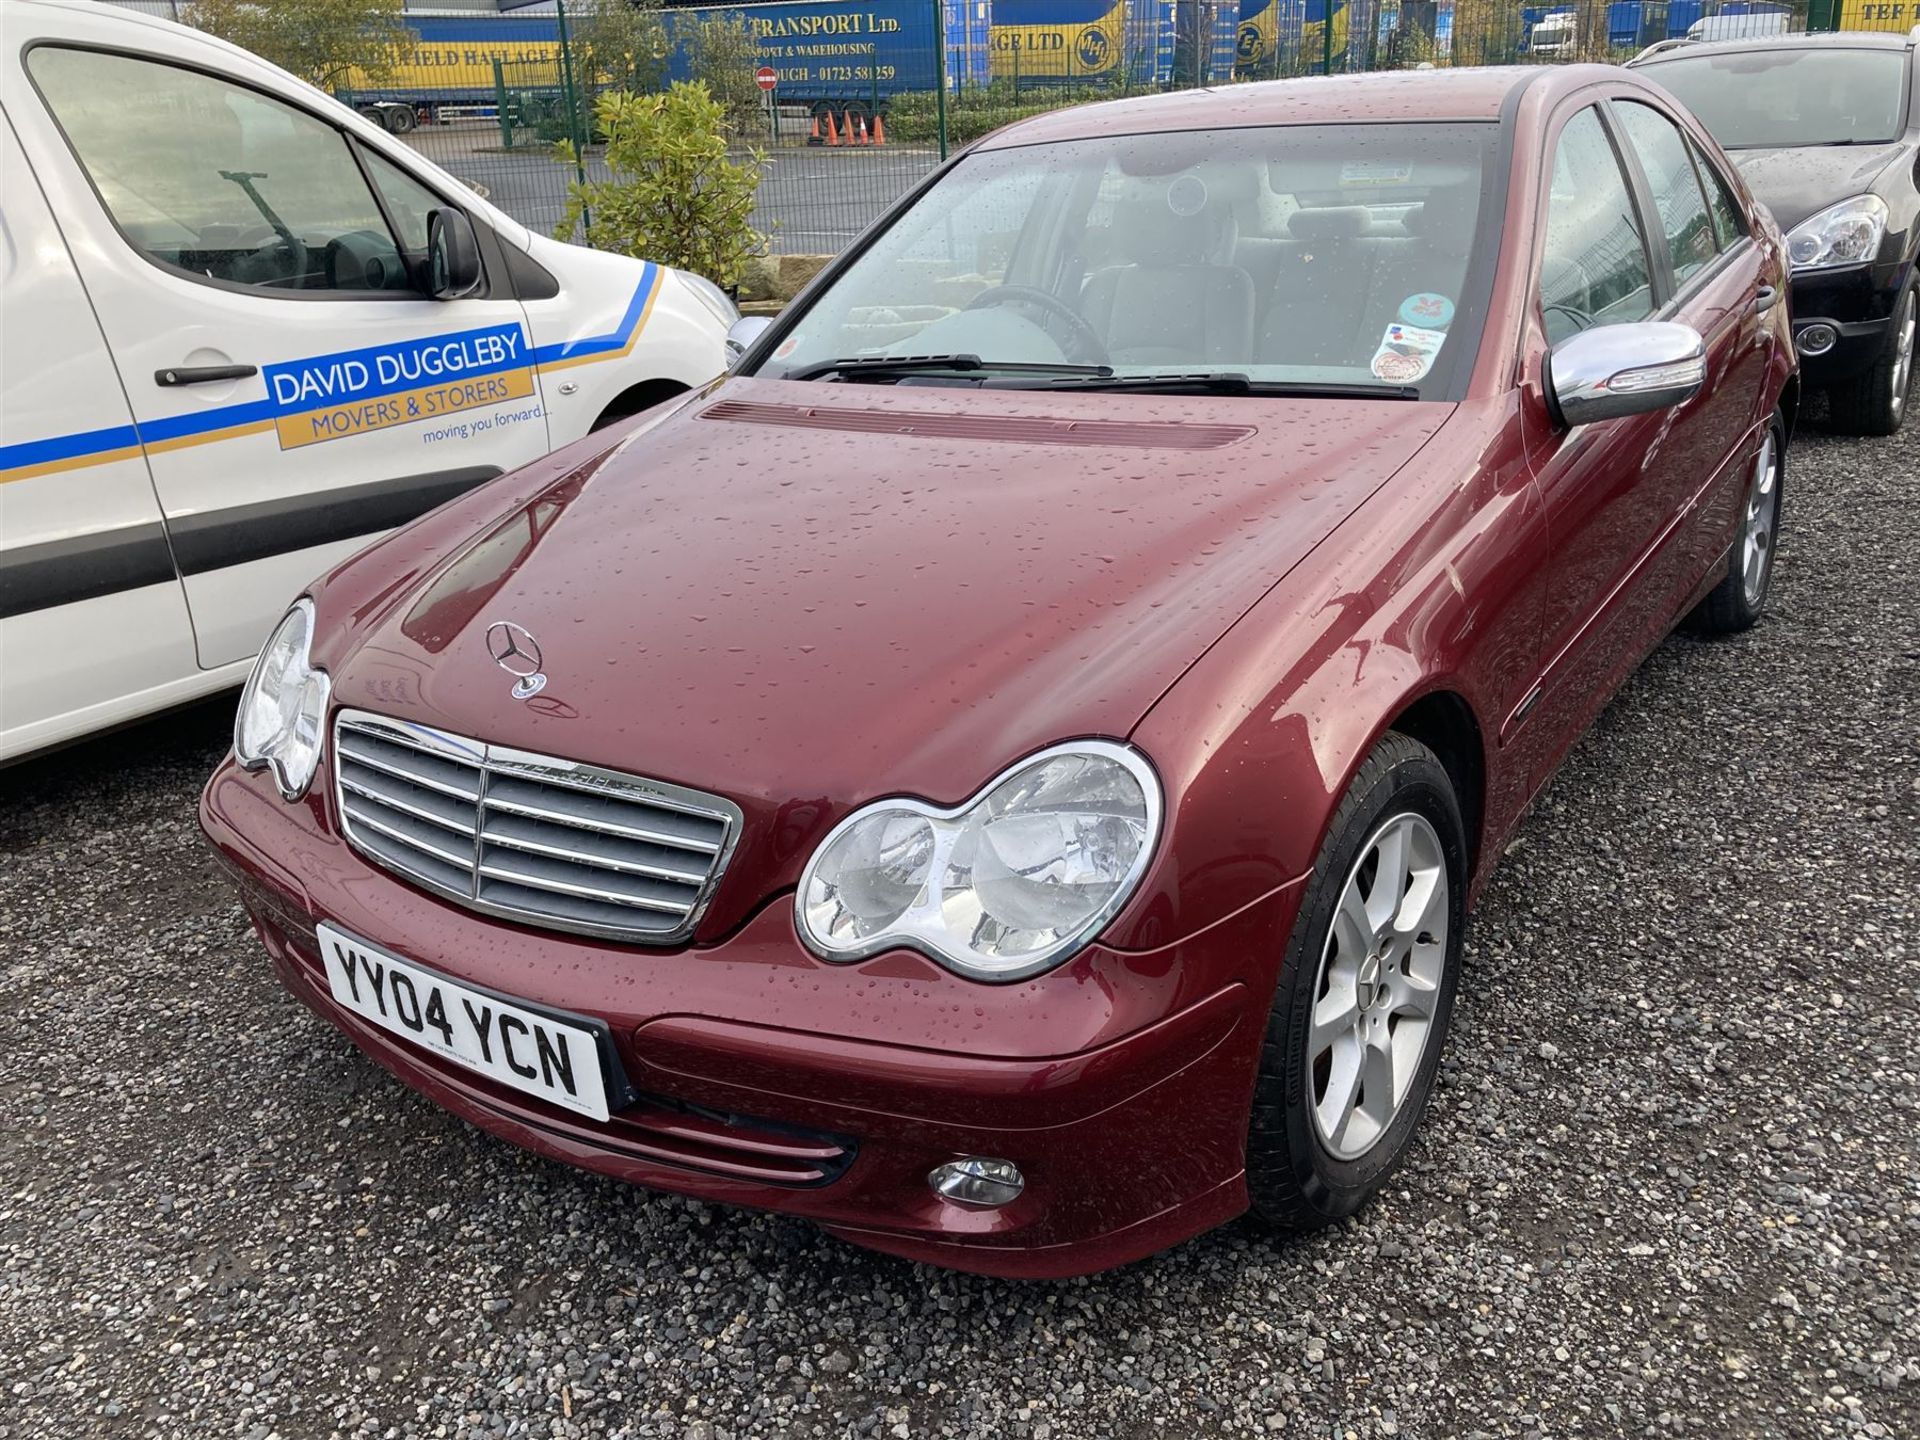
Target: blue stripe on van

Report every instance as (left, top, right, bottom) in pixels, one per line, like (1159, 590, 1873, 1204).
(1, 271, 660, 481)
(0, 421, 144, 472)
(528, 264, 658, 365)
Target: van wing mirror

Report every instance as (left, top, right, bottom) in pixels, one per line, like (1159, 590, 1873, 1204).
(426, 208, 482, 300)
(1545, 321, 1706, 428)
(725, 316, 773, 369)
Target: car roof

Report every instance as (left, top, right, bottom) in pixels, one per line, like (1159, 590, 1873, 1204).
(975, 67, 1563, 150)
(1637, 31, 1917, 64)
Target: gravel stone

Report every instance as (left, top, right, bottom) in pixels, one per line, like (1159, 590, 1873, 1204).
(0, 421, 1915, 1437)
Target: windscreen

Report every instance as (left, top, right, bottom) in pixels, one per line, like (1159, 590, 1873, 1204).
(757, 123, 1500, 399)
(1644, 48, 1909, 148)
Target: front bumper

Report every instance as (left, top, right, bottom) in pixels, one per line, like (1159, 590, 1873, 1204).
(1790, 261, 1905, 386)
(201, 755, 1296, 1278)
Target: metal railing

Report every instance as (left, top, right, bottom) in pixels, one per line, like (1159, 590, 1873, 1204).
(105, 0, 1900, 258)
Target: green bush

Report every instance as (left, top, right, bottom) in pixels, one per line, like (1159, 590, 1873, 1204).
(555, 81, 768, 290)
(885, 82, 1120, 148)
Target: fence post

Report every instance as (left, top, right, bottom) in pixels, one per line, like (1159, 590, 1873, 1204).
(933, 0, 949, 160)
(493, 59, 512, 151)
(1324, 0, 1335, 75)
(553, 0, 591, 234)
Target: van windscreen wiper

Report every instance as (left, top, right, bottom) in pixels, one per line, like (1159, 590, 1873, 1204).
(783, 354, 1114, 382)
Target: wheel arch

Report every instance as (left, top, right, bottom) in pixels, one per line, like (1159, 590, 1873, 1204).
(1384, 689, 1487, 880)
(592, 377, 692, 432)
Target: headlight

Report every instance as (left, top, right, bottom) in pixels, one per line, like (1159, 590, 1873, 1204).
(796, 743, 1162, 982)
(234, 598, 331, 800)
(677, 268, 739, 327)
(1785, 195, 1888, 271)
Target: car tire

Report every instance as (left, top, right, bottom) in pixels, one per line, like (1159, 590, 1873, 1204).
(1827, 282, 1915, 436)
(1685, 414, 1785, 636)
(1246, 731, 1467, 1232)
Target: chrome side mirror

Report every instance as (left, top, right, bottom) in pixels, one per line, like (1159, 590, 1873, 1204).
(1545, 321, 1706, 428)
(725, 316, 773, 369)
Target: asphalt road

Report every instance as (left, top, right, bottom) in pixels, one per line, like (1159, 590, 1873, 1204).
(1, 415, 1915, 1438)
(408, 125, 938, 253)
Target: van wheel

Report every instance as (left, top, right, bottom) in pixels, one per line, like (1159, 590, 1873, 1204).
(1246, 732, 1466, 1230)
(1685, 415, 1784, 635)
(1827, 283, 1915, 436)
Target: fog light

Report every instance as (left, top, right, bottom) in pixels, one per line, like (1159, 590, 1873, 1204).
(1798, 323, 1837, 357)
(928, 1157, 1024, 1209)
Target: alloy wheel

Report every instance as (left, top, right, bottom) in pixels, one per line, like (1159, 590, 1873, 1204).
(1895, 290, 1918, 423)
(1741, 431, 1781, 609)
(1306, 811, 1449, 1162)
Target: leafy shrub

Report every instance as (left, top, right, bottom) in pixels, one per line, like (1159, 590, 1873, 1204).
(885, 82, 1120, 147)
(555, 81, 768, 290)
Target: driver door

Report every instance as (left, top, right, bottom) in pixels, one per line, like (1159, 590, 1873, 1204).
(16, 44, 550, 668)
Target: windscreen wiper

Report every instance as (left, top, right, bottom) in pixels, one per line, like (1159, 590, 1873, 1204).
(1019, 372, 1421, 400)
(784, 354, 1114, 382)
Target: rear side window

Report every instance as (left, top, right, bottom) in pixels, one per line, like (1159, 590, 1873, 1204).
(1689, 137, 1749, 252)
(29, 46, 412, 295)
(1540, 107, 1656, 346)
(1614, 101, 1719, 287)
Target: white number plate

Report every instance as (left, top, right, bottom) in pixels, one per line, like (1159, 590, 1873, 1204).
(317, 923, 611, 1122)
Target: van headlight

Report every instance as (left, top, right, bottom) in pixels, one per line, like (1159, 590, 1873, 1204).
(234, 598, 331, 800)
(677, 268, 739, 327)
(1785, 195, 1887, 271)
(796, 743, 1162, 982)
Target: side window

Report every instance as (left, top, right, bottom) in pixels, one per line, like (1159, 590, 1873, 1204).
(1614, 101, 1719, 287)
(360, 145, 441, 255)
(1689, 136, 1748, 252)
(1540, 107, 1656, 347)
(29, 46, 407, 294)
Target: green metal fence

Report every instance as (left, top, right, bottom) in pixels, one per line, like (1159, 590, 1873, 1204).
(333, 0, 1864, 260)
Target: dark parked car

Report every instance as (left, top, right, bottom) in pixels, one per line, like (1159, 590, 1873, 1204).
(203, 65, 1795, 1278)
(1634, 30, 1920, 433)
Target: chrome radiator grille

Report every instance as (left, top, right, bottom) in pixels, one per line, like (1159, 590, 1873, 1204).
(332, 710, 740, 944)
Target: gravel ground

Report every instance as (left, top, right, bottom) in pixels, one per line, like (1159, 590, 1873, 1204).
(2, 420, 1915, 1440)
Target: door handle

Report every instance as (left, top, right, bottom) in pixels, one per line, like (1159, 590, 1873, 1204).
(156, 364, 257, 386)
(1751, 285, 1780, 315)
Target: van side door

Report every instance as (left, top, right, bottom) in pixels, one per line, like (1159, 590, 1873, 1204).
(14, 42, 554, 671)
(0, 111, 196, 760)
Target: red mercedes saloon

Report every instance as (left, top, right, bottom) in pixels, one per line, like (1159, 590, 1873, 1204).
(202, 66, 1795, 1278)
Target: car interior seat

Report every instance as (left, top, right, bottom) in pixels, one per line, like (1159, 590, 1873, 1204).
(1079, 196, 1257, 367)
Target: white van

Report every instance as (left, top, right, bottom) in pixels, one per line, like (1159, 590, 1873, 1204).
(1686, 10, 1793, 42)
(1526, 11, 1579, 56)
(0, 0, 734, 762)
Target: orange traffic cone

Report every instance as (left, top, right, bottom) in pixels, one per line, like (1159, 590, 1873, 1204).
(825, 109, 840, 146)
(871, 113, 886, 146)
(809, 113, 820, 144)
(855, 114, 869, 146)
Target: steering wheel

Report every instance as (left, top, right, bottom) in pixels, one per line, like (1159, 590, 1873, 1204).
(236, 231, 310, 289)
(964, 284, 1110, 366)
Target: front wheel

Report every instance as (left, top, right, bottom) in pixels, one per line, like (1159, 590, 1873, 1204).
(1246, 732, 1466, 1230)
(1827, 283, 1915, 436)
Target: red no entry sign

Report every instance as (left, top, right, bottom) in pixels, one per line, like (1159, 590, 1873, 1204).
(754, 66, 778, 92)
